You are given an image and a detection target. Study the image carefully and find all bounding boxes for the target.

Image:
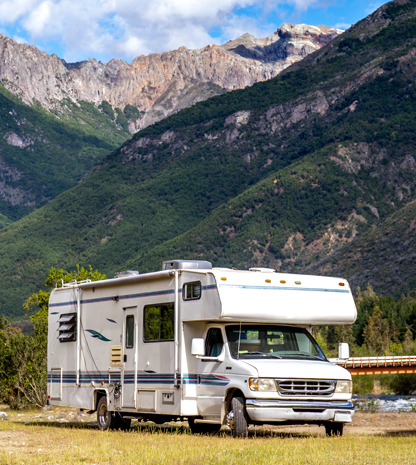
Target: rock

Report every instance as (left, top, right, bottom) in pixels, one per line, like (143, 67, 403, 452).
(0, 25, 341, 132)
(0, 412, 8, 420)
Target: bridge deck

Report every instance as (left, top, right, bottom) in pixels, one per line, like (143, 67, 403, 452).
(329, 356, 416, 375)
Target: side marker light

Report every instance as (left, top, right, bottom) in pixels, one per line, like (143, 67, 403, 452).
(295, 281, 301, 285)
(280, 280, 286, 284)
(221, 277, 227, 281)
(265, 279, 271, 283)
(339, 283, 345, 286)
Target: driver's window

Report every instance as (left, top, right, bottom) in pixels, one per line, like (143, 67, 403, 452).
(205, 328, 223, 357)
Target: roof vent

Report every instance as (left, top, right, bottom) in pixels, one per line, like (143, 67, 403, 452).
(249, 267, 275, 273)
(114, 270, 140, 278)
(162, 260, 212, 271)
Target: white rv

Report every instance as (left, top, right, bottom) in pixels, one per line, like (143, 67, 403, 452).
(47, 260, 357, 437)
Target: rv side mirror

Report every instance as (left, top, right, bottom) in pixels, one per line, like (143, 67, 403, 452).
(191, 338, 205, 357)
(338, 342, 349, 360)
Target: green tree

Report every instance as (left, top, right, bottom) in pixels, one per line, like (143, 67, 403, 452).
(362, 306, 391, 355)
(0, 265, 106, 408)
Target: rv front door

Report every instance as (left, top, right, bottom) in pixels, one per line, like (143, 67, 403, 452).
(196, 327, 226, 418)
(122, 307, 138, 409)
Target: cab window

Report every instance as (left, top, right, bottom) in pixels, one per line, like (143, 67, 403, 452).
(205, 328, 223, 357)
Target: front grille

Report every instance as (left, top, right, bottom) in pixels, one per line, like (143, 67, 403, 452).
(277, 379, 335, 396)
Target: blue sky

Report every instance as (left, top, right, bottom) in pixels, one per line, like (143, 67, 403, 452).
(0, 0, 387, 63)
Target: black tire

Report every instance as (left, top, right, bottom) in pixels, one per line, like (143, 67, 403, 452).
(188, 417, 221, 434)
(231, 396, 248, 438)
(97, 396, 118, 431)
(325, 422, 344, 437)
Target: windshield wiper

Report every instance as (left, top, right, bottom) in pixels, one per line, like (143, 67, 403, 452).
(244, 351, 282, 359)
(287, 352, 323, 360)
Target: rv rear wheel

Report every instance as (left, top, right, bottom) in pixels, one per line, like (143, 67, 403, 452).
(188, 417, 221, 434)
(231, 396, 248, 438)
(97, 396, 118, 431)
(325, 422, 344, 437)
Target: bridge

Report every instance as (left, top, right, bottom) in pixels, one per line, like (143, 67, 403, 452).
(329, 356, 416, 375)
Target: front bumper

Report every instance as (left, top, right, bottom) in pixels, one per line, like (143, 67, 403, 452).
(246, 399, 355, 423)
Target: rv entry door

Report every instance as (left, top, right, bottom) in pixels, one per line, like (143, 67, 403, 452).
(122, 307, 138, 409)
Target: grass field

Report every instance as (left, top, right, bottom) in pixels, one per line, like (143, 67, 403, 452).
(1, 409, 416, 464)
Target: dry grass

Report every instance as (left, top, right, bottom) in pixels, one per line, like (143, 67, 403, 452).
(1, 408, 416, 464)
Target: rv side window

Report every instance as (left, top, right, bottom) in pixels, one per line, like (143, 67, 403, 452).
(144, 304, 174, 342)
(57, 312, 77, 342)
(183, 282, 201, 301)
(205, 328, 223, 357)
(126, 315, 135, 348)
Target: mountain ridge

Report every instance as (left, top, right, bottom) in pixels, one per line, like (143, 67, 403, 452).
(0, 24, 341, 132)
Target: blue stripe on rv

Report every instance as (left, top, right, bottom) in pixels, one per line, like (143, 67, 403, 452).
(47, 371, 229, 386)
(49, 285, 218, 309)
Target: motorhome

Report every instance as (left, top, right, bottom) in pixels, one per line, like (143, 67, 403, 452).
(47, 260, 357, 437)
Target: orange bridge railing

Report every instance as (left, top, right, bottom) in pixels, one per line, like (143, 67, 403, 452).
(329, 356, 416, 375)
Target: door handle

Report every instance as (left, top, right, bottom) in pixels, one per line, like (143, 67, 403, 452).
(124, 355, 127, 362)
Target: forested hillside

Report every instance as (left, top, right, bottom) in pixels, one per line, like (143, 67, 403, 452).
(310, 200, 416, 297)
(2, 0, 416, 319)
(0, 86, 131, 220)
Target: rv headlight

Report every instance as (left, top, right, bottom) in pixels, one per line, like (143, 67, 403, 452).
(335, 380, 352, 394)
(249, 378, 277, 392)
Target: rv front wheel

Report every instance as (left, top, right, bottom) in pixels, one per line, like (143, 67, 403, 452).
(97, 396, 117, 431)
(231, 396, 248, 438)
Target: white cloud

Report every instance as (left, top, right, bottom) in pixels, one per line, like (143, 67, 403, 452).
(221, 14, 277, 42)
(0, 0, 324, 62)
(333, 22, 350, 31)
(12, 35, 28, 43)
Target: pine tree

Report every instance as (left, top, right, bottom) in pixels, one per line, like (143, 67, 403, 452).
(362, 306, 390, 355)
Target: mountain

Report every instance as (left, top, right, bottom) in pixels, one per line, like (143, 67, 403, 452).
(0, 24, 340, 132)
(308, 200, 416, 297)
(2, 0, 416, 319)
(0, 85, 130, 221)
(0, 25, 340, 221)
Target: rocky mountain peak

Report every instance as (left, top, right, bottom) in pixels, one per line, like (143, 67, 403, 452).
(276, 23, 342, 43)
(0, 24, 342, 132)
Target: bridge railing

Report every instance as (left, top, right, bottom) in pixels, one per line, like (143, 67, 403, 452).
(329, 355, 416, 375)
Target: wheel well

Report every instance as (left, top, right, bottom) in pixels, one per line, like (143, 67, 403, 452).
(94, 390, 107, 411)
(225, 388, 245, 414)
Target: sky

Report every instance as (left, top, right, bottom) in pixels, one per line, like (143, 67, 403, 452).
(0, 0, 387, 63)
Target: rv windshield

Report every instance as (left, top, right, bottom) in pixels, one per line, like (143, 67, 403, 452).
(225, 325, 326, 361)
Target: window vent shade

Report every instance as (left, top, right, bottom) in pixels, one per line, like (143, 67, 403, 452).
(58, 312, 76, 342)
(58, 324, 73, 331)
(58, 314, 75, 323)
